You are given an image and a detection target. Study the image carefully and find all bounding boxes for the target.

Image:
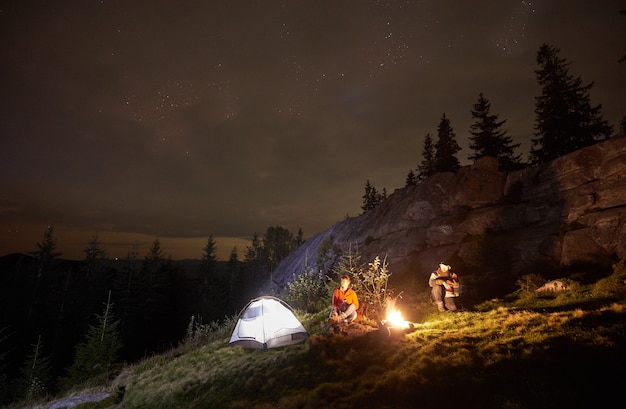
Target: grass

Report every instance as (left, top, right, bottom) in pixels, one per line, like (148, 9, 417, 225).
(14, 270, 626, 409)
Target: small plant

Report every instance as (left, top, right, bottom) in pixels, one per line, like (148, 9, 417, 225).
(181, 314, 237, 349)
(286, 267, 329, 312)
(515, 273, 546, 294)
(352, 255, 393, 318)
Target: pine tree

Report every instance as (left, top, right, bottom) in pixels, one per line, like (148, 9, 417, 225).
(468, 93, 522, 171)
(417, 133, 435, 180)
(295, 228, 304, 247)
(243, 232, 266, 289)
(68, 291, 121, 384)
(28, 227, 62, 319)
(434, 114, 461, 173)
(198, 236, 219, 319)
(263, 226, 295, 278)
(531, 43, 613, 164)
(405, 169, 417, 186)
(16, 335, 52, 401)
(331, 242, 362, 282)
(361, 179, 375, 212)
(0, 327, 8, 400)
(83, 234, 107, 281)
(227, 247, 241, 311)
(361, 180, 386, 212)
(82, 234, 108, 319)
(617, 9, 626, 63)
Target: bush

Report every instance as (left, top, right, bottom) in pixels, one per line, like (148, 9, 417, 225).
(352, 256, 393, 319)
(592, 260, 626, 298)
(515, 273, 546, 295)
(181, 315, 236, 349)
(286, 268, 329, 313)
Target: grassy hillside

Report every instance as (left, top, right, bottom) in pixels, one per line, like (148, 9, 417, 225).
(16, 265, 626, 409)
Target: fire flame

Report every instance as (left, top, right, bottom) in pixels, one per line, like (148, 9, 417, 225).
(383, 299, 412, 329)
(386, 309, 407, 327)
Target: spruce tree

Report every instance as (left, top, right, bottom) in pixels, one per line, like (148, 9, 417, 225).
(468, 93, 521, 171)
(227, 247, 241, 311)
(405, 169, 417, 186)
(263, 226, 295, 277)
(531, 43, 613, 163)
(16, 335, 52, 401)
(198, 236, 220, 320)
(243, 232, 266, 291)
(617, 9, 626, 63)
(82, 234, 108, 319)
(361, 180, 386, 212)
(417, 133, 435, 180)
(68, 291, 121, 384)
(361, 179, 376, 212)
(295, 228, 304, 247)
(28, 227, 62, 319)
(434, 113, 461, 173)
(0, 327, 8, 402)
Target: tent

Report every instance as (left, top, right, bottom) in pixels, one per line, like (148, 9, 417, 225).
(228, 296, 308, 349)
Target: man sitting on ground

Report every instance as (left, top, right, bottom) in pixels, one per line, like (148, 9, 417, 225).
(328, 275, 359, 324)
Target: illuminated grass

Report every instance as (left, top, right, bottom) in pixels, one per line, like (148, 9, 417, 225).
(21, 273, 626, 409)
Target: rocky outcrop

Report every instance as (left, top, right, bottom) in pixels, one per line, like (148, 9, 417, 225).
(273, 135, 626, 288)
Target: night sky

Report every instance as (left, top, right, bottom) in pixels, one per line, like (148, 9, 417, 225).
(1, 1, 624, 260)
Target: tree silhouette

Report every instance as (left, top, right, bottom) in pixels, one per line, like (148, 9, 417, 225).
(531, 43, 613, 163)
(361, 180, 387, 212)
(197, 236, 221, 320)
(434, 113, 461, 173)
(468, 93, 521, 171)
(243, 232, 265, 293)
(295, 228, 304, 247)
(263, 226, 295, 282)
(67, 291, 121, 384)
(16, 334, 52, 401)
(28, 227, 62, 319)
(227, 247, 241, 312)
(405, 169, 417, 186)
(417, 133, 435, 180)
(82, 234, 108, 319)
(617, 9, 626, 63)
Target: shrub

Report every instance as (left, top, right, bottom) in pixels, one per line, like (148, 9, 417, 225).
(286, 268, 329, 312)
(352, 255, 393, 319)
(515, 273, 546, 295)
(181, 314, 236, 349)
(592, 260, 626, 298)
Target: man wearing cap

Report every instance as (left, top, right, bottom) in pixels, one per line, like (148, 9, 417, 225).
(429, 262, 460, 312)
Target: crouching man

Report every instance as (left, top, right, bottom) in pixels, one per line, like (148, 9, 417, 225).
(429, 262, 460, 312)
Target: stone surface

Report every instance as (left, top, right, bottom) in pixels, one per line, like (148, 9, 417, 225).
(273, 135, 626, 288)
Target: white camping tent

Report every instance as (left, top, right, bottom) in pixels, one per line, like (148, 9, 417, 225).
(228, 296, 308, 349)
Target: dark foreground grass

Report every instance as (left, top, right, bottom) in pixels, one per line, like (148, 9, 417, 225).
(16, 289, 626, 409)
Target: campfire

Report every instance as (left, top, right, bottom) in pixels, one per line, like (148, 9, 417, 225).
(380, 299, 414, 335)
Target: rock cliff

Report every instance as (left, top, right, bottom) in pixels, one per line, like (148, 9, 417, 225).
(273, 134, 626, 289)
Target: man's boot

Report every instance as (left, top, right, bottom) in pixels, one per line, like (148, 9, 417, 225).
(436, 301, 445, 312)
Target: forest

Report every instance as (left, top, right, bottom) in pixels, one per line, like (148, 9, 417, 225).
(0, 226, 300, 404)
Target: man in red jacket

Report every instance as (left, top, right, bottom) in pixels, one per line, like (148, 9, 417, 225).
(328, 275, 359, 324)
